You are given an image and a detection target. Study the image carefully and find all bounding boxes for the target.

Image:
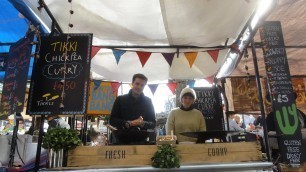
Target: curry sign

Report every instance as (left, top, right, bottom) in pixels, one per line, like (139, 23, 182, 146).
(208, 147, 228, 157)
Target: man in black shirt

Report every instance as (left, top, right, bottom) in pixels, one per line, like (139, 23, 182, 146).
(110, 73, 156, 144)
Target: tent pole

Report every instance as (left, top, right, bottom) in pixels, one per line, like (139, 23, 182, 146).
(34, 114, 45, 171)
(39, 0, 63, 34)
(249, 26, 271, 162)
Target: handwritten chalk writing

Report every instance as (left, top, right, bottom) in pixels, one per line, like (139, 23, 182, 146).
(265, 31, 278, 37)
(105, 150, 126, 159)
(42, 62, 83, 79)
(265, 36, 280, 43)
(268, 41, 280, 46)
(36, 100, 54, 106)
(284, 140, 301, 146)
(273, 81, 291, 85)
(45, 52, 82, 62)
(35, 93, 59, 107)
(287, 153, 301, 163)
(196, 97, 217, 104)
(264, 25, 280, 31)
(53, 81, 76, 91)
(50, 41, 78, 52)
(272, 65, 285, 72)
(196, 90, 214, 97)
(287, 146, 300, 153)
(277, 94, 288, 103)
(265, 55, 286, 65)
(208, 148, 227, 156)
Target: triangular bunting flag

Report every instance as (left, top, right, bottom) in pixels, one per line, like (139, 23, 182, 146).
(110, 82, 121, 93)
(91, 46, 101, 59)
(167, 83, 177, 95)
(207, 50, 219, 63)
(136, 51, 151, 67)
(112, 49, 126, 64)
(184, 52, 198, 68)
(187, 80, 196, 88)
(93, 80, 102, 90)
(148, 84, 159, 95)
(161, 53, 175, 67)
(205, 75, 215, 84)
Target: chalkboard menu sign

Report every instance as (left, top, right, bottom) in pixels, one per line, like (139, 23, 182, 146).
(260, 21, 305, 164)
(193, 87, 224, 131)
(0, 36, 33, 120)
(27, 34, 92, 115)
(0, 53, 8, 71)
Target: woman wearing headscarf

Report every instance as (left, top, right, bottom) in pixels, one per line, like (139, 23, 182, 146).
(166, 87, 206, 143)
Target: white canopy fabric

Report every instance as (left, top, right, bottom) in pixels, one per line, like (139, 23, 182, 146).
(25, 0, 261, 82)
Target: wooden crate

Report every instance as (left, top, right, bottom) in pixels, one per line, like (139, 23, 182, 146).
(67, 142, 262, 167)
(279, 163, 306, 172)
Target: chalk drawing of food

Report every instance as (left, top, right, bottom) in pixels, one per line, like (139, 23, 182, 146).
(41, 93, 60, 101)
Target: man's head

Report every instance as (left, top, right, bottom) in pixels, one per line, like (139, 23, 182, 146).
(131, 73, 148, 97)
(226, 111, 236, 119)
(234, 115, 241, 124)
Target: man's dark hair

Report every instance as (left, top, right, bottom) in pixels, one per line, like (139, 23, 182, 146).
(132, 73, 148, 83)
(226, 111, 236, 118)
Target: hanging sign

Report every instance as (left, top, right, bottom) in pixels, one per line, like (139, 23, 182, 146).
(193, 87, 224, 131)
(87, 82, 117, 115)
(27, 34, 92, 115)
(260, 21, 305, 164)
(0, 36, 33, 120)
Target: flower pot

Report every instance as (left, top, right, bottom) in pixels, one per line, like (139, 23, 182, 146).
(47, 149, 63, 168)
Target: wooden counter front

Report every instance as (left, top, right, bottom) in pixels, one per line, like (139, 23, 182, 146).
(67, 142, 262, 167)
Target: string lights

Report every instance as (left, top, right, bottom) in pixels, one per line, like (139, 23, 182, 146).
(60, 0, 74, 109)
(244, 49, 250, 85)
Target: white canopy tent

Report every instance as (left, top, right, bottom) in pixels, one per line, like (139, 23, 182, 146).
(23, 0, 275, 82)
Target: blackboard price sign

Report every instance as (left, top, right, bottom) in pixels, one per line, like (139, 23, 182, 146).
(0, 36, 33, 120)
(193, 87, 224, 131)
(27, 34, 92, 115)
(260, 21, 305, 164)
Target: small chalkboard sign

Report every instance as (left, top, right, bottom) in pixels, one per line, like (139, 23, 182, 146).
(193, 87, 224, 131)
(27, 34, 92, 115)
(0, 36, 33, 120)
(260, 21, 305, 164)
(87, 81, 117, 115)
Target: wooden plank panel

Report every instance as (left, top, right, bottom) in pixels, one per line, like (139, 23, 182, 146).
(67, 142, 262, 167)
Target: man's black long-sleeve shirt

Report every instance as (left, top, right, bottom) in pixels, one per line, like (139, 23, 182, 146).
(110, 89, 156, 130)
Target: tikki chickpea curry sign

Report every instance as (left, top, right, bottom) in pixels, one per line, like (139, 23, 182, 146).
(27, 34, 92, 115)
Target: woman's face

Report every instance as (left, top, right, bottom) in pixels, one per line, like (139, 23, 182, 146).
(181, 95, 194, 109)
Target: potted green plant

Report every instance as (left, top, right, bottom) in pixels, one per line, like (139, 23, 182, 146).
(42, 127, 81, 168)
(151, 144, 180, 168)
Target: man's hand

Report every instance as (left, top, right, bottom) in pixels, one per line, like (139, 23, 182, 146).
(130, 116, 144, 127)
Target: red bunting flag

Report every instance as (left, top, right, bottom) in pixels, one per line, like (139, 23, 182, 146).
(148, 84, 159, 95)
(207, 50, 219, 63)
(167, 83, 177, 95)
(110, 82, 121, 93)
(205, 75, 215, 84)
(184, 52, 198, 68)
(136, 51, 152, 67)
(91, 46, 102, 59)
